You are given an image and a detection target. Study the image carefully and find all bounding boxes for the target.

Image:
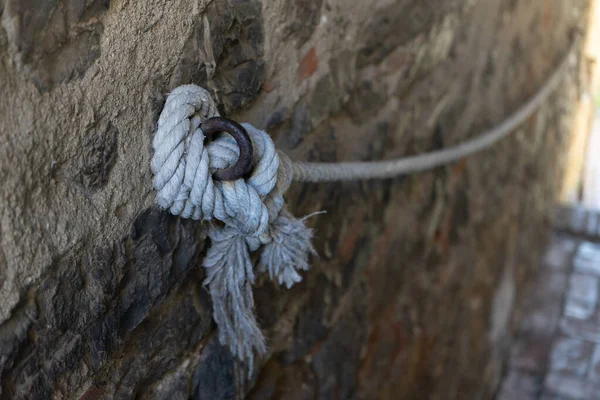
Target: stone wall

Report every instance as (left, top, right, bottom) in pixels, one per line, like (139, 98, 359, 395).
(0, 0, 588, 398)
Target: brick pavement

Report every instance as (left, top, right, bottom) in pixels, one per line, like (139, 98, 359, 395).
(497, 207, 600, 399)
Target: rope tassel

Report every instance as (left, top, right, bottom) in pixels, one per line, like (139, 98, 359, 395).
(203, 227, 266, 372)
(151, 85, 317, 372)
(259, 209, 316, 289)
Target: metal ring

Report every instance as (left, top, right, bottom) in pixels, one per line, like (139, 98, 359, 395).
(201, 117, 254, 181)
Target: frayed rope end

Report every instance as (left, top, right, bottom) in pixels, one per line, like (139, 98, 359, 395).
(203, 227, 267, 375)
(259, 208, 319, 289)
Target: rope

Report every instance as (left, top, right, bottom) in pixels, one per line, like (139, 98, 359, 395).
(291, 41, 576, 182)
(151, 85, 313, 374)
(151, 41, 575, 373)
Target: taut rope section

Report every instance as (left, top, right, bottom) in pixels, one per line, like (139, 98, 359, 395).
(292, 41, 576, 181)
(151, 41, 574, 372)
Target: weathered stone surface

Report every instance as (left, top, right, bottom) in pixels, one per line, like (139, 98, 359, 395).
(280, 0, 324, 47)
(170, 0, 265, 114)
(356, 0, 458, 68)
(2, 0, 108, 91)
(0, 209, 211, 399)
(74, 120, 119, 191)
(0, 0, 588, 398)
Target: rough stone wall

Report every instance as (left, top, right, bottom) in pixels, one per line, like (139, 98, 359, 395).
(0, 0, 588, 399)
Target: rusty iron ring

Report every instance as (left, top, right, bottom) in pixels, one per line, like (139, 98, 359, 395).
(201, 117, 254, 181)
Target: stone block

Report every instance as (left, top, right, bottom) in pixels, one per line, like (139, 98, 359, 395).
(549, 337, 594, 377)
(587, 345, 600, 383)
(544, 372, 594, 400)
(570, 208, 589, 234)
(564, 274, 599, 320)
(587, 212, 599, 237)
(560, 316, 600, 344)
(574, 242, 600, 276)
(543, 234, 577, 271)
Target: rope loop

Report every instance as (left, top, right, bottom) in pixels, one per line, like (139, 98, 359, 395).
(151, 85, 286, 236)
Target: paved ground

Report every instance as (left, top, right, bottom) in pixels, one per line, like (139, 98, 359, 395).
(497, 207, 600, 399)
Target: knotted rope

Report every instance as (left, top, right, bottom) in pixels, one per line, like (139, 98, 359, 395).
(151, 40, 574, 372)
(151, 85, 314, 372)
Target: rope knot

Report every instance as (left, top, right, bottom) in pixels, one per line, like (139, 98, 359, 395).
(151, 85, 291, 236)
(151, 85, 315, 373)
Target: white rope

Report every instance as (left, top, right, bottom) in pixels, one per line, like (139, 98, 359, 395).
(151, 41, 574, 372)
(291, 41, 576, 181)
(151, 85, 282, 235)
(151, 85, 314, 374)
